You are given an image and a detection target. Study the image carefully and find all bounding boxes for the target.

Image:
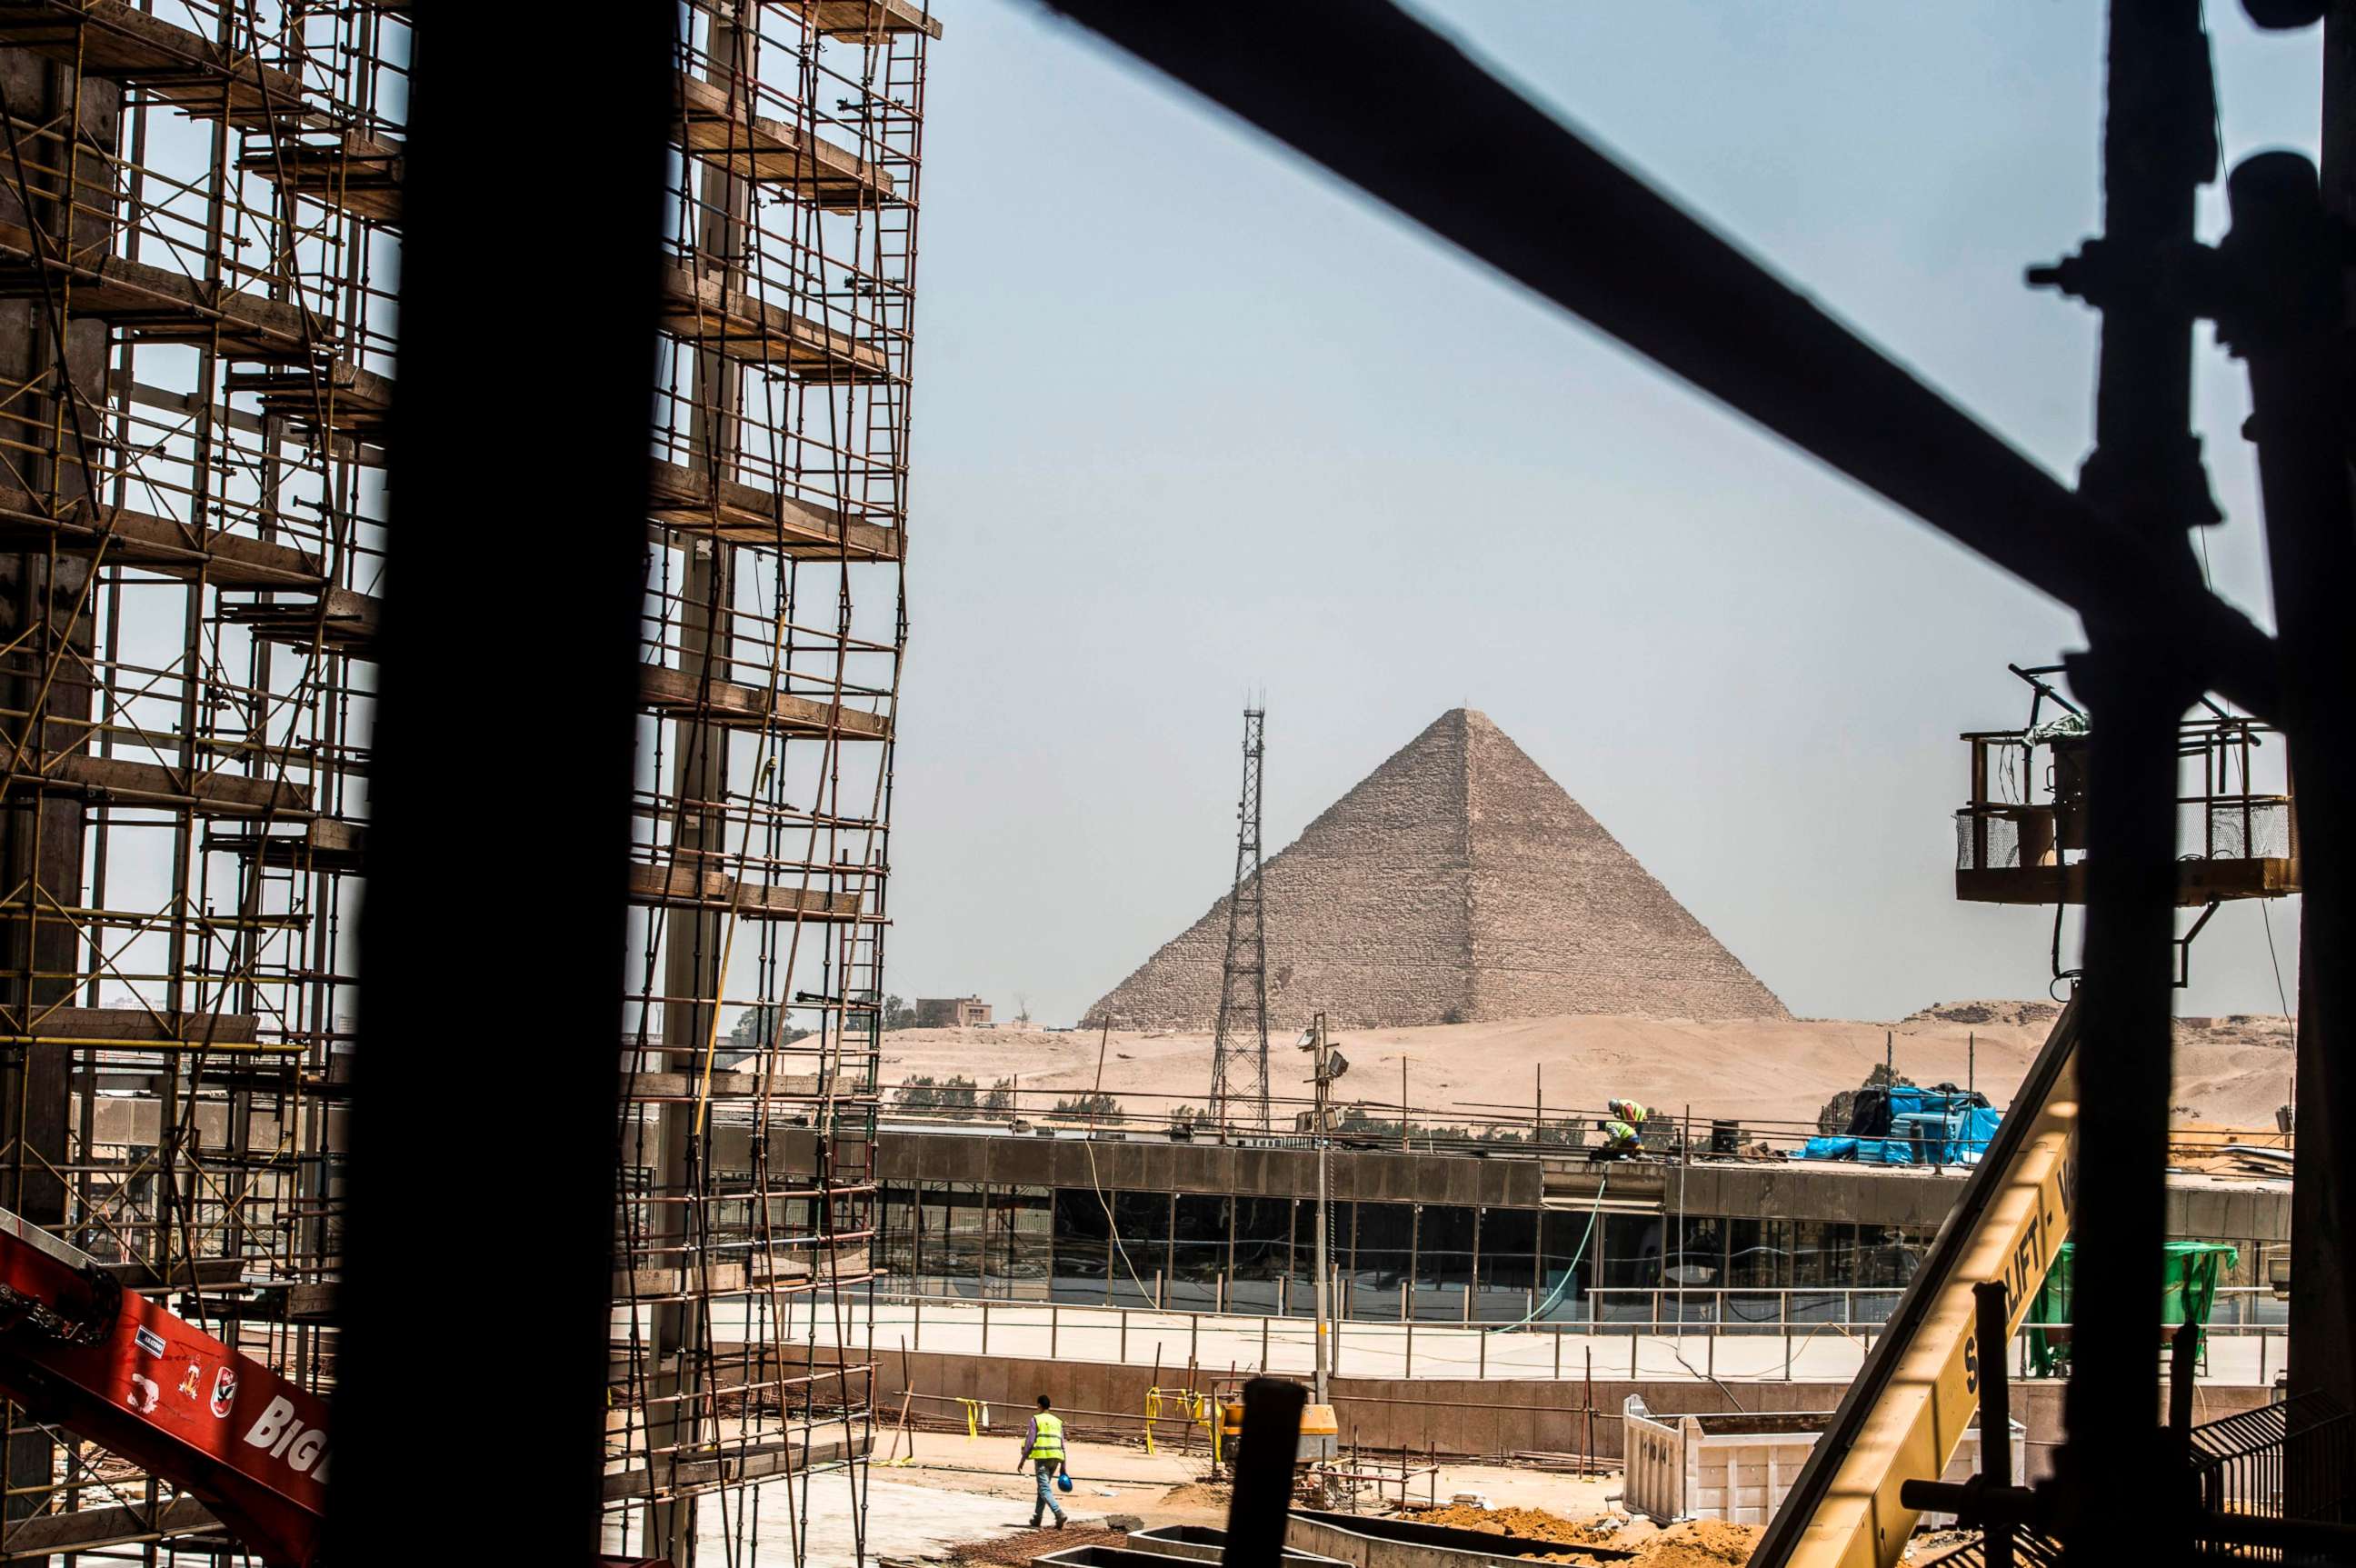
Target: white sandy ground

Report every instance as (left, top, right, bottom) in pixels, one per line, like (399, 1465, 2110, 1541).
(879, 1004, 2297, 1133)
(718, 1445, 1623, 1564)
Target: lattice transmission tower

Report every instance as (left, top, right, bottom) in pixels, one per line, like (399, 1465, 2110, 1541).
(1210, 707, 1272, 1130)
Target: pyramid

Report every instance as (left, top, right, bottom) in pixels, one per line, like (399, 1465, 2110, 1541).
(1084, 709, 1787, 1030)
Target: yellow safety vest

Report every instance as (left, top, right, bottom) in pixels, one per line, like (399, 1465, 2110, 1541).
(1602, 1120, 1638, 1145)
(1027, 1413, 1064, 1463)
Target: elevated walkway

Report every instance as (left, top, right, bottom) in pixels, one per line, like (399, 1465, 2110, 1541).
(0, 0, 314, 125)
(648, 458, 901, 559)
(226, 357, 394, 442)
(0, 222, 324, 357)
(205, 816, 365, 873)
(639, 663, 891, 739)
(7, 751, 312, 815)
(626, 860, 865, 921)
(676, 72, 894, 208)
(217, 585, 380, 654)
(237, 131, 404, 225)
(0, 485, 327, 590)
(659, 263, 893, 381)
(788, 0, 943, 39)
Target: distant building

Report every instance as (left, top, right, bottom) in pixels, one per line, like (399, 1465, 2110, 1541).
(916, 995, 992, 1029)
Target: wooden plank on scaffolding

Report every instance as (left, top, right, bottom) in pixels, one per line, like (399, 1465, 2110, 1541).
(625, 861, 864, 922)
(205, 815, 365, 873)
(784, 0, 943, 41)
(674, 72, 895, 209)
(0, 0, 314, 125)
(0, 1494, 220, 1556)
(101, 1256, 247, 1289)
(215, 586, 381, 654)
(754, 1243, 871, 1283)
(0, 221, 321, 357)
(613, 1261, 751, 1298)
(237, 131, 405, 225)
(107, 374, 388, 468)
(225, 357, 394, 438)
(0, 1005, 258, 1044)
(646, 458, 902, 560)
(21, 754, 314, 815)
(657, 262, 893, 381)
(638, 663, 892, 740)
(0, 484, 326, 589)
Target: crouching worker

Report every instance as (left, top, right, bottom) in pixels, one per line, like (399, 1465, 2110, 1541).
(1014, 1393, 1067, 1529)
(1591, 1117, 1642, 1161)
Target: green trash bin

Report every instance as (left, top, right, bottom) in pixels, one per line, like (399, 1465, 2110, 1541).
(2023, 1240, 2238, 1378)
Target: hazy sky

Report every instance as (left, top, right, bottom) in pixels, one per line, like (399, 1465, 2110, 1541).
(885, 1, 2319, 1029)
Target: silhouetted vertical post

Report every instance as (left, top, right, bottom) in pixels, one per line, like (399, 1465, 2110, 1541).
(2042, 0, 2219, 1538)
(324, 4, 668, 1558)
(1224, 1376, 1306, 1565)
(2211, 140, 2356, 1498)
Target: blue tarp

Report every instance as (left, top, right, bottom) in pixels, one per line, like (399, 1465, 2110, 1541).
(1957, 1105, 2002, 1163)
(1804, 1095, 2004, 1165)
(1888, 1106, 2006, 1165)
(1799, 1134, 1914, 1164)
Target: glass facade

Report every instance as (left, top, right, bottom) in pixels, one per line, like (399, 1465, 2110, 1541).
(874, 1178, 2274, 1332)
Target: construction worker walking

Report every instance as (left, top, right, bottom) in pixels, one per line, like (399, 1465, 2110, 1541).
(1014, 1393, 1068, 1529)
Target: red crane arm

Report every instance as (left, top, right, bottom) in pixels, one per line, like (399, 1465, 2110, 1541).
(0, 1209, 327, 1566)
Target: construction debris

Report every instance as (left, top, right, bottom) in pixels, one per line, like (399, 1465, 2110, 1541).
(944, 1523, 1131, 1563)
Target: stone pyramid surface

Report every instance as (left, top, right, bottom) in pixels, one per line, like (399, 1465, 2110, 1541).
(1084, 709, 1787, 1030)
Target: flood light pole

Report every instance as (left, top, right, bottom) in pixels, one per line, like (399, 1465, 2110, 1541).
(1299, 1012, 1344, 1403)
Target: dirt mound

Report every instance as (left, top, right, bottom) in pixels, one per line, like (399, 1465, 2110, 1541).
(946, 1523, 1128, 1563)
(1153, 1480, 1233, 1512)
(1410, 1503, 1613, 1544)
(1624, 1519, 1762, 1565)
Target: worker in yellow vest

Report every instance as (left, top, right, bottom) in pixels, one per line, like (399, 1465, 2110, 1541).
(1595, 1098, 1650, 1161)
(1015, 1393, 1068, 1529)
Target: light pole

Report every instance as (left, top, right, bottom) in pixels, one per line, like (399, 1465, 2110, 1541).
(1297, 1012, 1347, 1405)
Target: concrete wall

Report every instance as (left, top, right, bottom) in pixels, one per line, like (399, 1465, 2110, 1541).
(875, 1345, 2278, 1481)
(878, 1132, 1548, 1211)
(874, 1130, 2290, 1242)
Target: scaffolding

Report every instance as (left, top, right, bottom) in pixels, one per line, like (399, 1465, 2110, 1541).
(0, 0, 398, 1557)
(613, 2, 937, 1565)
(0, 0, 937, 1562)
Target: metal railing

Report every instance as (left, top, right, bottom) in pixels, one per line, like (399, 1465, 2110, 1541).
(813, 1284, 2291, 1385)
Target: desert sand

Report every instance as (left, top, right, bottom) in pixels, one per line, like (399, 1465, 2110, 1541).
(879, 1001, 2296, 1134)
